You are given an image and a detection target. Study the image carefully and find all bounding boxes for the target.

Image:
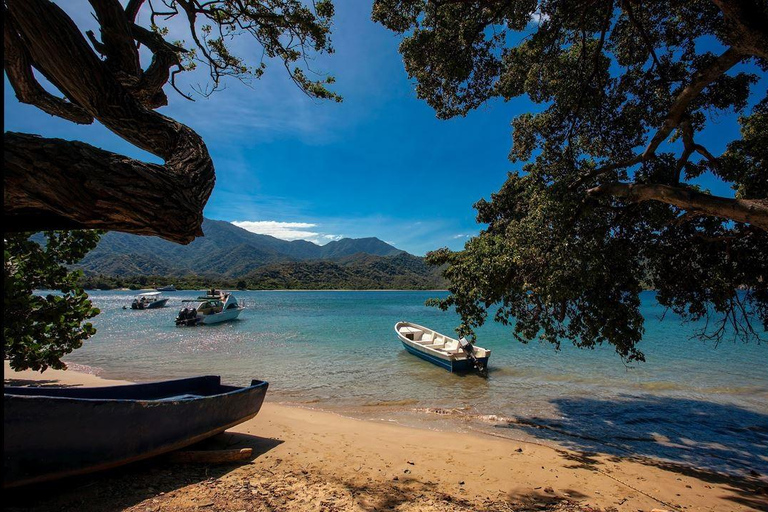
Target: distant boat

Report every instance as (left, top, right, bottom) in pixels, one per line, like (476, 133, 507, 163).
(156, 284, 177, 292)
(130, 291, 169, 309)
(176, 290, 244, 326)
(3, 376, 268, 488)
(395, 321, 490, 375)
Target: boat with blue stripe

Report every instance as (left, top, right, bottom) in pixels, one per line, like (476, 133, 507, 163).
(395, 322, 490, 375)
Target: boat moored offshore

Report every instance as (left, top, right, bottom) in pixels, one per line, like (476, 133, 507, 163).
(395, 321, 490, 375)
(130, 291, 169, 309)
(176, 290, 244, 326)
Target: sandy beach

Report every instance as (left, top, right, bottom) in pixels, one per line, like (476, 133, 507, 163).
(4, 362, 766, 512)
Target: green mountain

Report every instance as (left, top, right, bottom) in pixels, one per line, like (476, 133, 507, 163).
(243, 253, 445, 290)
(73, 218, 445, 289)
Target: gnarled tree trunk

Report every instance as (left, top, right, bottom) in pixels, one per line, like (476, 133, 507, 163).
(3, 0, 214, 244)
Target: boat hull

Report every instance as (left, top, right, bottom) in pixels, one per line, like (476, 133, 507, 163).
(200, 307, 243, 324)
(146, 298, 169, 309)
(3, 376, 268, 488)
(401, 340, 489, 372)
(396, 321, 490, 374)
(131, 298, 168, 310)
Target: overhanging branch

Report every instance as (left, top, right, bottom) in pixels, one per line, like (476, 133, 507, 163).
(3, 11, 93, 124)
(587, 182, 768, 230)
(4, 0, 215, 243)
(4, 133, 207, 243)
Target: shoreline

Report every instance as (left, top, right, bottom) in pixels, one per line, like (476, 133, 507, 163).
(5, 362, 767, 511)
(86, 288, 451, 292)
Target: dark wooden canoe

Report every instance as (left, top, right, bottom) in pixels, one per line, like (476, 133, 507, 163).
(3, 375, 268, 488)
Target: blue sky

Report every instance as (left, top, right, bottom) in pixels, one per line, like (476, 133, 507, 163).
(4, 1, 764, 255)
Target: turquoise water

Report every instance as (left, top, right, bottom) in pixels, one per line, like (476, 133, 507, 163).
(64, 290, 767, 476)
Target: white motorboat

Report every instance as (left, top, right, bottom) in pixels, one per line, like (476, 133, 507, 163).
(395, 321, 490, 375)
(175, 290, 244, 326)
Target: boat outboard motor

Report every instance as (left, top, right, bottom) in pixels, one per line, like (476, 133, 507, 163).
(459, 337, 488, 377)
(175, 307, 198, 326)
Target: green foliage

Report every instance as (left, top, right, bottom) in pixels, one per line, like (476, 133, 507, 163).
(4, 231, 101, 372)
(159, 0, 341, 101)
(376, 0, 768, 360)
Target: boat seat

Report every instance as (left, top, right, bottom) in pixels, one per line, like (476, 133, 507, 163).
(399, 327, 424, 341)
(420, 333, 434, 344)
(444, 341, 461, 353)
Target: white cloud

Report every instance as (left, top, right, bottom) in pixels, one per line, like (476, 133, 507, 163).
(530, 9, 550, 26)
(452, 234, 470, 239)
(232, 220, 341, 244)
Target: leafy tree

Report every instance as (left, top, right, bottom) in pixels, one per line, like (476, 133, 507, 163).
(4, 232, 101, 371)
(374, 0, 767, 361)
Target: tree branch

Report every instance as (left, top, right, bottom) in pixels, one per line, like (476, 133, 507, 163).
(130, 22, 184, 108)
(4, 0, 215, 243)
(3, 11, 93, 124)
(642, 47, 743, 158)
(573, 47, 743, 188)
(711, 0, 768, 59)
(587, 182, 768, 230)
(4, 133, 206, 243)
(125, 0, 146, 22)
(88, 0, 141, 76)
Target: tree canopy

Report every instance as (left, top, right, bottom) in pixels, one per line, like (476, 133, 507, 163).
(373, 0, 768, 361)
(4, 231, 101, 371)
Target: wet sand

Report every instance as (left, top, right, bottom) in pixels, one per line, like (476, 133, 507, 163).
(4, 362, 767, 511)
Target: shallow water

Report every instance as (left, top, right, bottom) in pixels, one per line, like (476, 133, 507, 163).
(62, 290, 768, 476)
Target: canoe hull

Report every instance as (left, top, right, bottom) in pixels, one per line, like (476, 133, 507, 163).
(3, 376, 268, 488)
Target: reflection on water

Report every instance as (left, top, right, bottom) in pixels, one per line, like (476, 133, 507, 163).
(62, 290, 767, 476)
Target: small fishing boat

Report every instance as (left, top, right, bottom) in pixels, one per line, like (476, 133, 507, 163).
(395, 321, 490, 375)
(176, 290, 244, 326)
(3, 376, 268, 488)
(130, 291, 169, 309)
(156, 284, 177, 292)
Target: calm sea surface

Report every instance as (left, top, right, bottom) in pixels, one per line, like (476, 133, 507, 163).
(61, 290, 767, 476)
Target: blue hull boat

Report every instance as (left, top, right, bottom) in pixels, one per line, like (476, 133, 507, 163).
(395, 322, 490, 374)
(4, 376, 268, 488)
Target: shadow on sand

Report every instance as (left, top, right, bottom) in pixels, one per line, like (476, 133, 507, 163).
(4, 432, 283, 512)
(498, 394, 768, 510)
(4, 379, 82, 388)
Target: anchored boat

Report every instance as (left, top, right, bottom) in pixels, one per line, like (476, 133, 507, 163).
(130, 291, 169, 309)
(176, 290, 244, 326)
(156, 284, 177, 292)
(3, 376, 268, 488)
(395, 321, 490, 375)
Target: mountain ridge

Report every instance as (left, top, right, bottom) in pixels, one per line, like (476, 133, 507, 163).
(72, 218, 445, 289)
